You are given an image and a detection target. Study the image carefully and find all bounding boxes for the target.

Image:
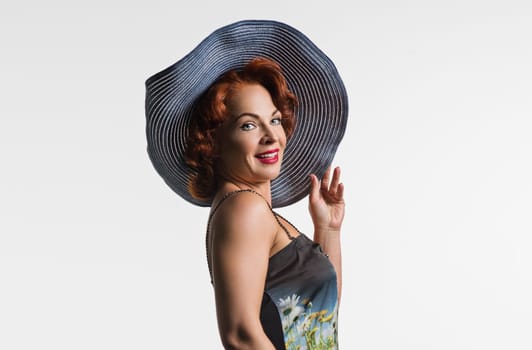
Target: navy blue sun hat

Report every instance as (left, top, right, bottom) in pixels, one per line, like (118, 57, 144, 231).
(145, 20, 348, 208)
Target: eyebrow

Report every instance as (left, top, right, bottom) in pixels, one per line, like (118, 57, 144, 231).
(234, 109, 281, 121)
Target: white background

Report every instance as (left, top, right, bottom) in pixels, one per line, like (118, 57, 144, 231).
(1, 0, 531, 349)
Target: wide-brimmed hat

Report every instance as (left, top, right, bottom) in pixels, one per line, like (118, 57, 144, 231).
(145, 19, 348, 208)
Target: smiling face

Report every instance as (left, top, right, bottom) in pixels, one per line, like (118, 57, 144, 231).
(216, 83, 287, 187)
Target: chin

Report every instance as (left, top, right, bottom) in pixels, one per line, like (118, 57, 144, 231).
(254, 165, 282, 182)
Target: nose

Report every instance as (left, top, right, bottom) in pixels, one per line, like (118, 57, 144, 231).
(260, 125, 278, 145)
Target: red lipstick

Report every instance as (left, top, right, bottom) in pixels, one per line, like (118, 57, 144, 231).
(255, 148, 279, 164)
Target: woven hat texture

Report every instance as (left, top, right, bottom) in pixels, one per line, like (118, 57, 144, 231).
(145, 19, 348, 208)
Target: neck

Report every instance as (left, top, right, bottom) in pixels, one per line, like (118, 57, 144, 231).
(217, 179, 272, 205)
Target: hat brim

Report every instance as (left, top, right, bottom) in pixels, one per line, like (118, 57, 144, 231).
(145, 19, 348, 208)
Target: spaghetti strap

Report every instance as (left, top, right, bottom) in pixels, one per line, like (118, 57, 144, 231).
(208, 189, 296, 240)
(205, 188, 297, 283)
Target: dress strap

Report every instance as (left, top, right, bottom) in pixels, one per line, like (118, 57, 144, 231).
(205, 188, 297, 284)
(207, 188, 296, 241)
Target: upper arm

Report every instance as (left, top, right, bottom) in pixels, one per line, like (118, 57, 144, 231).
(210, 194, 276, 341)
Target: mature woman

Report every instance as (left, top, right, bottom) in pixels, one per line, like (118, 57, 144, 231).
(145, 20, 348, 350)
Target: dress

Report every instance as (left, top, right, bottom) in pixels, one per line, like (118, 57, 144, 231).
(206, 189, 339, 350)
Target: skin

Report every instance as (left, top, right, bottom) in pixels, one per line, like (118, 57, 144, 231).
(208, 83, 344, 349)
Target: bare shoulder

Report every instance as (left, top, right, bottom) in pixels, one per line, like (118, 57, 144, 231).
(210, 191, 277, 243)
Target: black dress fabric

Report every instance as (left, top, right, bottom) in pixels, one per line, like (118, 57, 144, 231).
(207, 189, 339, 349)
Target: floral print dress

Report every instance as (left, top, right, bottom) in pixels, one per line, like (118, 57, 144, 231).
(207, 189, 339, 350)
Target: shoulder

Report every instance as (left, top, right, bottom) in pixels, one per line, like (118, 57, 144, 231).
(210, 191, 277, 243)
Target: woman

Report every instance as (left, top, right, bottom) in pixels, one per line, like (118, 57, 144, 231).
(145, 20, 348, 349)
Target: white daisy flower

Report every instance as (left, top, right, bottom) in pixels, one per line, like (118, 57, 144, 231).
(278, 294, 304, 331)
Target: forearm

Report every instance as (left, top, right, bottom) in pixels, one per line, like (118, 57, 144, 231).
(314, 229, 342, 304)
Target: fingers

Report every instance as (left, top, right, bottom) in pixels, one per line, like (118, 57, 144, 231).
(309, 173, 320, 202)
(320, 166, 331, 192)
(337, 182, 344, 201)
(329, 167, 341, 194)
(312, 166, 344, 201)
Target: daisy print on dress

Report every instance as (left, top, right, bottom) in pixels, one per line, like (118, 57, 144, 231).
(277, 293, 338, 350)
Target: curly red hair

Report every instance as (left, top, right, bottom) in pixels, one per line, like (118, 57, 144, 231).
(184, 57, 297, 202)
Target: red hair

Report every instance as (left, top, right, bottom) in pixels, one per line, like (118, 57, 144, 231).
(184, 57, 297, 201)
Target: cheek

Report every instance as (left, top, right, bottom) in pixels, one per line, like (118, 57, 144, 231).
(225, 135, 256, 157)
(278, 129, 287, 147)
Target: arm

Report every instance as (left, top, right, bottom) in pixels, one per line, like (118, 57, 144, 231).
(210, 193, 277, 350)
(309, 166, 345, 304)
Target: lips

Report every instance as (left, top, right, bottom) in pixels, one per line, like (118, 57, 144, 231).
(255, 148, 280, 164)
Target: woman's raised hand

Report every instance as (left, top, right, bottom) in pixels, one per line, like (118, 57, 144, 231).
(309, 166, 345, 234)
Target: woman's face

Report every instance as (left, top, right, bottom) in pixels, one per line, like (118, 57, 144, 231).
(216, 83, 287, 186)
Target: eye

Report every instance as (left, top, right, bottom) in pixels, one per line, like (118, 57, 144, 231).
(271, 116, 282, 125)
(240, 122, 256, 131)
